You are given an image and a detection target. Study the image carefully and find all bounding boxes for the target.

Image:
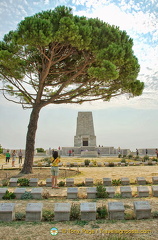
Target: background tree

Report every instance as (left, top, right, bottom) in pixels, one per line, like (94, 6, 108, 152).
(0, 6, 144, 173)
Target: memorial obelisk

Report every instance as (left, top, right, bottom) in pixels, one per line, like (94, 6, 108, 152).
(74, 112, 96, 148)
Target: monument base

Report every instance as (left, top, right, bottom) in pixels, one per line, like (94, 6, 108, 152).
(81, 151, 98, 158)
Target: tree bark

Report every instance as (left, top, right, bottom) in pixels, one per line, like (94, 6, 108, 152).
(21, 105, 41, 174)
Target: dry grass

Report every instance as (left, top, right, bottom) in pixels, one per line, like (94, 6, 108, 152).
(0, 155, 158, 239)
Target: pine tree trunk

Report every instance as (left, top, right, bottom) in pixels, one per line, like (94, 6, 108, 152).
(21, 105, 41, 174)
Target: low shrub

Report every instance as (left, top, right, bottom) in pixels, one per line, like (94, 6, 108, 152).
(1, 179, 9, 186)
(112, 179, 121, 186)
(21, 191, 33, 199)
(114, 193, 122, 198)
(58, 181, 65, 187)
(143, 155, 149, 161)
(121, 158, 126, 163)
(75, 181, 85, 187)
(17, 178, 30, 186)
(109, 162, 114, 167)
(96, 184, 109, 198)
(42, 210, 54, 221)
(15, 212, 26, 221)
(92, 160, 97, 166)
(118, 154, 122, 158)
(70, 203, 80, 220)
(127, 154, 133, 159)
(42, 190, 50, 199)
(2, 190, 16, 200)
(97, 205, 108, 219)
(152, 211, 158, 218)
(84, 159, 90, 166)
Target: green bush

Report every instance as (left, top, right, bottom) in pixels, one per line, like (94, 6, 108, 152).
(127, 154, 133, 159)
(121, 158, 126, 163)
(58, 181, 65, 187)
(42, 157, 51, 166)
(1, 179, 9, 186)
(118, 154, 122, 158)
(70, 203, 80, 220)
(152, 211, 158, 218)
(36, 148, 45, 153)
(114, 193, 122, 198)
(112, 179, 121, 186)
(84, 159, 90, 166)
(96, 184, 109, 198)
(143, 155, 149, 161)
(42, 210, 54, 221)
(15, 212, 26, 221)
(2, 190, 16, 200)
(21, 191, 33, 199)
(17, 178, 30, 186)
(97, 205, 108, 219)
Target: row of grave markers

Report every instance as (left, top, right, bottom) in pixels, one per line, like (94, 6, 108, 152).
(1, 185, 158, 199)
(8, 176, 158, 187)
(0, 201, 151, 222)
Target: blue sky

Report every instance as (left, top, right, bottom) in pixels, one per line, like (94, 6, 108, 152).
(0, 0, 158, 151)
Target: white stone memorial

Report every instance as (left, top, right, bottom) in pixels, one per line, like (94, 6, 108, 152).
(0, 188, 8, 199)
(9, 178, 18, 187)
(108, 202, 125, 220)
(103, 178, 112, 186)
(85, 178, 93, 186)
(67, 188, 78, 199)
(14, 188, 26, 199)
(80, 202, 96, 221)
(54, 203, 71, 221)
(31, 188, 43, 199)
(26, 203, 43, 221)
(137, 186, 149, 197)
(86, 187, 96, 199)
(66, 178, 74, 187)
(120, 186, 132, 198)
(134, 201, 151, 219)
(0, 203, 15, 221)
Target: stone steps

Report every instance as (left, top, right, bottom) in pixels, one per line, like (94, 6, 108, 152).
(0, 200, 152, 222)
